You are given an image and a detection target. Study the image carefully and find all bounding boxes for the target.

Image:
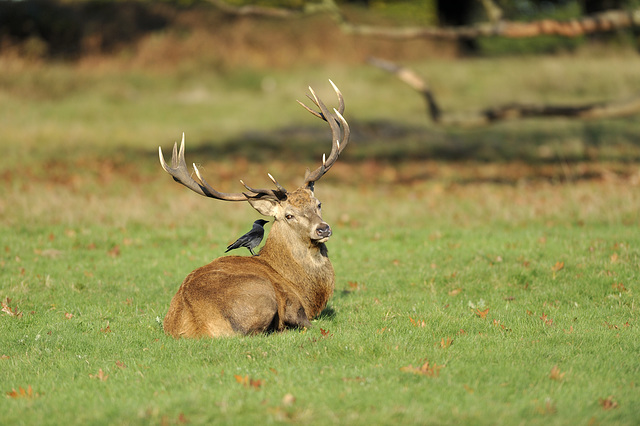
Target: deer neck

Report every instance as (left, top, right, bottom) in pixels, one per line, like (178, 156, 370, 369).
(259, 222, 334, 317)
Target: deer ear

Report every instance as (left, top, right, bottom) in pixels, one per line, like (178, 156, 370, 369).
(247, 197, 280, 217)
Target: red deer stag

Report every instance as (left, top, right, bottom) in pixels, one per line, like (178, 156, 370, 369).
(159, 81, 350, 338)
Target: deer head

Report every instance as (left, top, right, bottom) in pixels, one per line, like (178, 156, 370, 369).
(159, 80, 348, 242)
(158, 81, 350, 338)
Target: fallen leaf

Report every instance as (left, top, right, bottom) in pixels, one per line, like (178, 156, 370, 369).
(234, 374, 263, 389)
(551, 261, 564, 279)
(235, 374, 248, 385)
(6, 385, 38, 399)
(347, 281, 366, 291)
(612, 282, 626, 292)
(89, 369, 109, 381)
(610, 253, 619, 263)
(320, 328, 332, 337)
(282, 393, 296, 406)
(400, 360, 443, 377)
(249, 378, 263, 389)
(65, 312, 74, 320)
(599, 396, 618, 410)
(439, 337, 453, 349)
(409, 316, 426, 327)
(540, 313, 553, 326)
(1, 298, 22, 318)
(115, 360, 127, 369)
(475, 308, 489, 319)
(448, 288, 462, 296)
(108, 245, 121, 258)
(549, 365, 565, 381)
(492, 319, 507, 330)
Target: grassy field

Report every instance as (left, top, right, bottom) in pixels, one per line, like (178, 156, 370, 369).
(1, 53, 639, 424)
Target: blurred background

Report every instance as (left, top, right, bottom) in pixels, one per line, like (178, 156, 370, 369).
(1, 0, 640, 228)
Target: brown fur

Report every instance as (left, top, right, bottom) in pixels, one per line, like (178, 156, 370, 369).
(163, 187, 334, 338)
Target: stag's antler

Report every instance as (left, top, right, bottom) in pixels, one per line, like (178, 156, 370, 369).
(297, 79, 350, 189)
(159, 134, 286, 201)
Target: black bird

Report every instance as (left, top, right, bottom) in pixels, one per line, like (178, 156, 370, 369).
(225, 219, 269, 256)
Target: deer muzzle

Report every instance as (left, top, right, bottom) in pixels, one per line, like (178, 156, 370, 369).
(315, 222, 332, 240)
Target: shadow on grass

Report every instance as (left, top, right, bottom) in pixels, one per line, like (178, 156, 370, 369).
(28, 118, 638, 187)
(182, 118, 640, 165)
(316, 306, 337, 322)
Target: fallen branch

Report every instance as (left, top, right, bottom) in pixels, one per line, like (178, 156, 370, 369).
(206, 0, 640, 40)
(368, 57, 640, 127)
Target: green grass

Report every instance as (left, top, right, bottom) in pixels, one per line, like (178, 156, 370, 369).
(1, 55, 640, 424)
(2, 213, 638, 424)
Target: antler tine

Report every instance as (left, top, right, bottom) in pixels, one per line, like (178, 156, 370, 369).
(299, 81, 350, 187)
(328, 79, 345, 115)
(239, 178, 287, 201)
(158, 134, 248, 202)
(333, 108, 350, 156)
(268, 173, 288, 194)
(297, 99, 323, 120)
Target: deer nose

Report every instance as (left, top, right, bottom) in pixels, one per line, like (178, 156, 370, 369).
(316, 223, 332, 239)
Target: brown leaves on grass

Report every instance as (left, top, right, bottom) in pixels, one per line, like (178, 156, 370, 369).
(6, 385, 40, 399)
(475, 308, 489, 319)
(409, 316, 426, 327)
(234, 375, 263, 389)
(611, 282, 627, 292)
(549, 365, 566, 381)
(492, 319, 510, 331)
(540, 313, 553, 326)
(448, 288, 463, 297)
(1, 298, 22, 318)
(439, 337, 453, 348)
(347, 281, 366, 291)
(599, 396, 619, 410)
(89, 369, 109, 381)
(400, 360, 444, 377)
(551, 261, 564, 279)
(108, 245, 121, 258)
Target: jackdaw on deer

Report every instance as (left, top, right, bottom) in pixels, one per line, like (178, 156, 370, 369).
(225, 219, 269, 256)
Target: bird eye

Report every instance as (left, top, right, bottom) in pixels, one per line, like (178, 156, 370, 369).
(285, 214, 294, 220)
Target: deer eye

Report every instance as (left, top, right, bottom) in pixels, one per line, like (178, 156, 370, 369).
(285, 214, 294, 220)
(317, 203, 322, 210)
